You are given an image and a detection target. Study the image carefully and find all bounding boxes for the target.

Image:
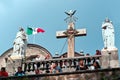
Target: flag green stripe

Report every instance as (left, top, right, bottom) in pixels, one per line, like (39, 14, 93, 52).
(27, 27, 33, 35)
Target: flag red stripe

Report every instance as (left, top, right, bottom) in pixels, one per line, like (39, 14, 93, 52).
(37, 28, 45, 33)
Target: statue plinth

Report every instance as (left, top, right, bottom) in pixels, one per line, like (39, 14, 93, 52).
(10, 55, 24, 60)
(6, 57, 23, 76)
(101, 47, 119, 69)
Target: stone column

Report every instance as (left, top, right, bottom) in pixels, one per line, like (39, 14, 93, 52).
(101, 48, 119, 68)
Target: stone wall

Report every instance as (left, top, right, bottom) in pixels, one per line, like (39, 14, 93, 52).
(1, 68, 120, 80)
(40, 68, 120, 80)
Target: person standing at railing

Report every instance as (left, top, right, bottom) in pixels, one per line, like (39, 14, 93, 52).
(55, 63, 62, 73)
(50, 63, 62, 73)
(85, 53, 91, 67)
(50, 63, 56, 73)
(35, 68, 42, 74)
(76, 59, 87, 71)
(95, 50, 101, 65)
(95, 50, 101, 55)
(15, 66, 25, 76)
(89, 61, 101, 70)
(0, 67, 8, 77)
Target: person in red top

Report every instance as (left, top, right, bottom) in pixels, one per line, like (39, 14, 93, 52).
(0, 67, 8, 77)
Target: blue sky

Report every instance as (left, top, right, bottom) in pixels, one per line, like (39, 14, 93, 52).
(0, 0, 120, 57)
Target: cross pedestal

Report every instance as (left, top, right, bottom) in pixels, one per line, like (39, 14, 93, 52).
(56, 22, 86, 58)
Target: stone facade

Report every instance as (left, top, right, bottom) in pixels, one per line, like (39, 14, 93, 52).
(0, 44, 52, 76)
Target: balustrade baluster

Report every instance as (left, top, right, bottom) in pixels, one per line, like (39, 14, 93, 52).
(63, 60, 67, 72)
(67, 60, 71, 72)
(32, 62, 35, 71)
(34, 62, 37, 69)
(46, 61, 50, 73)
(23, 63, 26, 72)
(40, 62, 43, 69)
(71, 60, 75, 71)
(44, 62, 46, 69)
(57, 61, 60, 67)
(37, 62, 40, 68)
(42, 62, 45, 70)
(26, 63, 28, 72)
(28, 63, 31, 72)
(76, 59, 79, 66)
(73, 59, 77, 68)
(71, 60, 74, 67)
(62, 60, 65, 68)
(66, 60, 69, 68)
(30, 62, 33, 71)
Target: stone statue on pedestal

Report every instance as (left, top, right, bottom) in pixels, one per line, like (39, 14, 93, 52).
(11, 27, 27, 59)
(101, 18, 119, 68)
(102, 18, 115, 49)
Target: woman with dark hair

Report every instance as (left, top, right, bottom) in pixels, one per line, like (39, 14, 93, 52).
(76, 59, 87, 71)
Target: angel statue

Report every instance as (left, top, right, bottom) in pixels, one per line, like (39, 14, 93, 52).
(11, 27, 27, 59)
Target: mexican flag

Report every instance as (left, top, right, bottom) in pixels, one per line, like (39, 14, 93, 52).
(27, 27, 45, 35)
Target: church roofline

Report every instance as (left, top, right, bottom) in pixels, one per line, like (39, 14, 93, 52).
(0, 48, 13, 57)
(0, 43, 52, 57)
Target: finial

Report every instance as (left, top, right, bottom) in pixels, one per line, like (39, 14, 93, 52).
(105, 17, 110, 22)
(19, 27, 24, 31)
(64, 10, 78, 24)
(65, 10, 76, 17)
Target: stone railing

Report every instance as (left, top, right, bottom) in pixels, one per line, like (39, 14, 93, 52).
(23, 55, 101, 74)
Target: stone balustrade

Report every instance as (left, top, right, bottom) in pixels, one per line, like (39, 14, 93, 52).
(23, 55, 101, 73)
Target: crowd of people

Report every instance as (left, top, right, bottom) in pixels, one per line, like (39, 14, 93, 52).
(76, 59, 101, 71)
(0, 50, 101, 78)
(33, 50, 101, 74)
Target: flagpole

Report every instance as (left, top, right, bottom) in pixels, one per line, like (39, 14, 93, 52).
(33, 27, 36, 43)
(33, 34, 35, 43)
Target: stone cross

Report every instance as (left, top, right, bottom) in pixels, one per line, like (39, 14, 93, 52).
(56, 10, 87, 58)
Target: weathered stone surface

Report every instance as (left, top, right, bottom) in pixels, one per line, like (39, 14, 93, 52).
(32, 69, 120, 80)
(0, 44, 52, 76)
(101, 48, 119, 68)
(52, 70, 119, 80)
(6, 59, 22, 76)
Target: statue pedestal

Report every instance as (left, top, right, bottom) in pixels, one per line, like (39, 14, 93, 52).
(6, 59, 23, 76)
(6, 54, 24, 76)
(101, 48, 119, 69)
(10, 53, 24, 60)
